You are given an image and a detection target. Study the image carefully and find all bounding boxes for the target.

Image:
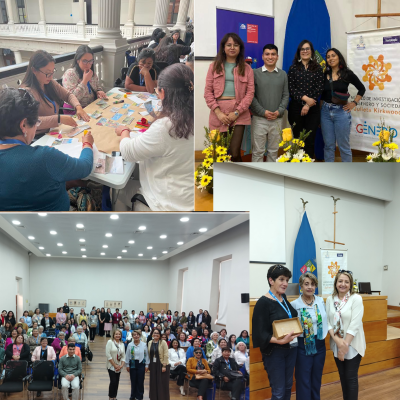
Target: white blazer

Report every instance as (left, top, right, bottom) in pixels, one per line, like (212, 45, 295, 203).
(290, 295, 328, 339)
(168, 348, 186, 370)
(326, 293, 366, 357)
(31, 346, 56, 362)
(120, 117, 194, 211)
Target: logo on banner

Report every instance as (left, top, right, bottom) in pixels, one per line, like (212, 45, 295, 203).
(355, 121, 398, 138)
(328, 261, 340, 278)
(357, 35, 366, 50)
(300, 259, 316, 274)
(362, 55, 392, 90)
(383, 36, 400, 45)
(337, 253, 343, 257)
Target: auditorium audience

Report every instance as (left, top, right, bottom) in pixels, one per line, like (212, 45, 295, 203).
(60, 336, 82, 360)
(186, 338, 206, 360)
(187, 311, 196, 330)
(59, 343, 82, 400)
(5, 329, 18, 348)
(22, 310, 32, 328)
(186, 347, 213, 399)
(77, 309, 87, 326)
(56, 307, 67, 328)
(236, 330, 249, 348)
(26, 328, 41, 352)
(73, 325, 88, 348)
(206, 332, 219, 361)
(168, 339, 187, 395)
(105, 308, 113, 338)
(32, 308, 42, 325)
(234, 341, 248, 368)
(211, 338, 233, 363)
(218, 328, 228, 342)
(171, 30, 185, 45)
(228, 334, 237, 351)
(5, 334, 30, 363)
(31, 336, 56, 361)
(5, 311, 16, 327)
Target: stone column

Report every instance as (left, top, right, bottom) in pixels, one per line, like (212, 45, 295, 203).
(172, 0, 190, 40)
(90, 0, 128, 90)
(14, 50, 22, 64)
(124, 0, 136, 39)
(188, 0, 194, 23)
(153, 0, 169, 30)
(77, 0, 86, 38)
(5, 0, 15, 34)
(38, 0, 47, 35)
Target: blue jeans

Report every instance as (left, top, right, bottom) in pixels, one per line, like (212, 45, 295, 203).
(321, 102, 352, 162)
(262, 346, 297, 400)
(295, 339, 326, 400)
(129, 360, 146, 400)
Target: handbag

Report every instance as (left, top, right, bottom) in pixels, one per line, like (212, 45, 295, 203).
(226, 370, 243, 380)
(329, 80, 350, 106)
(87, 349, 93, 361)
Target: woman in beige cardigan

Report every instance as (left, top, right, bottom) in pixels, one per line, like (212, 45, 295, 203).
(147, 328, 170, 400)
(326, 270, 366, 400)
(106, 329, 126, 400)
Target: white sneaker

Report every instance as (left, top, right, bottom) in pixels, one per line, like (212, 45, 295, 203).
(180, 386, 186, 396)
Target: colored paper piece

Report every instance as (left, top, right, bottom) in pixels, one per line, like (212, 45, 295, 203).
(96, 99, 108, 105)
(96, 117, 108, 126)
(111, 107, 121, 113)
(139, 111, 149, 116)
(89, 110, 102, 119)
(98, 103, 110, 110)
(121, 116, 134, 125)
(114, 94, 123, 100)
(122, 103, 130, 109)
(105, 120, 120, 128)
(111, 113, 123, 121)
(126, 110, 135, 116)
(65, 125, 91, 137)
(128, 95, 145, 104)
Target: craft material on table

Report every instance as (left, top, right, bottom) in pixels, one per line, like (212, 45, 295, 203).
(128, 95, 145, 104)
(139, 111, 149, 116)
(126, 110, 135, 116)
(89, 110, 102, 119)
(96, 99, 108, 106)
(121, 103, 130, 109)
(94, 153, 124, 174)
(45, 136, 82, 158)
(114, 94, 123, 100)
(111, 107, 121, 113)
(144, 101, 157, 118)
(121, 116, 134, 125)
(113, 100, 124, 104)
(98, 103, 110, 110)
(111, 113, 123, 121)
(63, 125, 91, 138)
(105, 120, 120, 128)
(106, 91, 113, 96)
(96, 117, 108, 126)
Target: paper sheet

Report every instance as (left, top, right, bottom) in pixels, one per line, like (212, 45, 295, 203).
(128, 95, 145, 104)
(139, 111, 149, 116)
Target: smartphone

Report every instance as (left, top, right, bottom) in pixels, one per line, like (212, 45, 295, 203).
(118, 88, 130, 93)
(112, 151, 121, 157)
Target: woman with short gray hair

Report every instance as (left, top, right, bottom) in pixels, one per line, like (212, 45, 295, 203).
(290, 272, 328, 400)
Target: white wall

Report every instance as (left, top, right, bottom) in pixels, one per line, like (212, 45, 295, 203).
(29, 257, 170, 313)
(0, 231, 30, 319)
(168, 221, 250, 337)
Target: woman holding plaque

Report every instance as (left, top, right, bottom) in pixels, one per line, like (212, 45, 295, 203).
(252, 265, 300, 400)
(326, 270, 366, 400)
(291, 273, 328, 400)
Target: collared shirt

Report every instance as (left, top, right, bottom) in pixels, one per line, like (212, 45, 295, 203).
(261, 65, 279, 73)
(66, 354, 76, 358)
(125, 340, 149, 367)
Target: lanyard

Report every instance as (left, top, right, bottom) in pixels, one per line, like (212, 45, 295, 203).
(41, 346, 47, 358)
(0, 139, 27, 146)
(139, 73, 145, 86)
(269, 290, 292, 318)
(87, 82, 91, 94)
(225, 360, 231, 370)
(43, 92, 57, 114)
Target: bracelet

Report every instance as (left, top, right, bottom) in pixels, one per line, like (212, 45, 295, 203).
(121, 129, 130, 136)
(83, 142, 93, 149)
(352, 101, 358, 106)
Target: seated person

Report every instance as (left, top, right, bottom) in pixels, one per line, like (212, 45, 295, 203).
(62, 45, 107, 109)
(171, 30, 185, 45)
(180, 313, 188, 326)
(161, 320, 169, 333)
(236, 330, 250, 349)
(0, 88, 94, 212)
(213, 348, 245, 400)
(234, 342, 248, 368)
(186, 338, 206, 360)
(56, 308, 67, 328)
(59, 343, 82, 400)
(5, 334, 31, 363)
(41, 313, 55, 331)
(52, 332, 67, 357)
(132, 317, 142, 331)
(20, 50, 90, 137)
(31, 337, 56, 361)
(22, 311, 32, 328)
(0, 321, 13, 338)
(161, 333, 171, 348)
(15, 319, 28, 332)
(218, 329, 228, 342)
(80, 321, 89, 339)
(197, 322, 211, 337)
(170, 320, 178, 333)
(148, 28, 166, 49)
(15, 325, 27, 342)
(199, 329, 211, 346)
(73, 326, 88, 348)
(141, 325, 151, 343)
(168, 339, 187, 396)
(27, 321, 39, 337)
(122, 324, 132, 349)
(187, 329, 198, 342)
(186, 347, 213, 400)
(5, 328, 18, 348)
(60, 337, 82, 360)
(26, 328, 41, 352)
(165, 328, 176, 342)
(178, 332, 191, 348)
(38, 326, 47, 338)
(154, 36, 191, 66)
(211, 339, 234, 364)
(125, 48, 158, 93)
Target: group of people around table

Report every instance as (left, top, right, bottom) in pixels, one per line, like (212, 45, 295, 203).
(0, 27, 194, 212)
(252, 265, 366, 400)
(205, 33, 365, 162)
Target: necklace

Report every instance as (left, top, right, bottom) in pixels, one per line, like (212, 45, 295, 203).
(302, 294, 314, 306)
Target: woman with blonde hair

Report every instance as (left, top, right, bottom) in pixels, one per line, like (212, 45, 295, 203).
(106, 329, 125, 400)
(326, 270, 366, 400)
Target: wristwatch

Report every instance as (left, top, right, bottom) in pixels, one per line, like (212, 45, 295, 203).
(352, 100, 358, 106)
(234, 110, 239, 117)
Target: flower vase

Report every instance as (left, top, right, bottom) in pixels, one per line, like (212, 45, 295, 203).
(206, 186, 213, 195)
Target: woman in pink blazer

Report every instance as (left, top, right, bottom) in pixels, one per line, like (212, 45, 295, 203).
(204, 32, 255, 162)
(31, 337, 57, 362)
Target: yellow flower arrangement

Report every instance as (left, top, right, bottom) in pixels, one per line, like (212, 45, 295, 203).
(284, 145, 291, 152)
(366, 119, 399, 162)
(200, 175, 213, 187)
(216, 155, 227, 162)
(216, 146, 227, 155)
(372, 141, 380, 146)
(379, 129, 390, 142)
(282, 128, 293, 142)
(290, 158, 300, 163)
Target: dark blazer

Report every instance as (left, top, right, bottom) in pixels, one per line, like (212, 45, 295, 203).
(5, 343, 31, 363)
(202, 315, 211, 329)
(40, 317, 54, 328)
(197, 327, 213, 336)
(5, 317, 16, 327)
(187, 315, 196, 329)
(196, 313, 203, 326)
(105, 313, 112, 323)
(212, 355, 241, 379)
(63, 306, 70, 313)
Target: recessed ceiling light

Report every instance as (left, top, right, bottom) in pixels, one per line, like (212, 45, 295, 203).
(110, 214, 119, 220)
(117, 256, 122, 259)
(76, 223, 84, 229)
(138, 226, 146, 231)
(152, 257, 157, 260)
(81, 248, 86, 252)
(79, 239, 85, 243)
(46, 254, 51, 257)
(39, 247, 44, 250)
(82, 255, 87, 258)
(180, 217, 189, 222)
(62, 251, 67, 254)
(147, 246, 153, 249)
(138, 254, 143, 257)
(199, 228, 208, 232)
(128, 240, 135, 244)
(177, 242, 184, 245)
(105, 233, 112, 237)
(122, 250, 127, 253)
(38, 213, 47, 217)
(100, 253, 105, 256)
(50, 231, 57, 235)
(57, 243, 63, 247)
(28, 236, 35, 240)
(160, 235, 167, 239)
(12, 220, 21, 225)
(102, 245, 108, 248)
(162, 251, 168, 254)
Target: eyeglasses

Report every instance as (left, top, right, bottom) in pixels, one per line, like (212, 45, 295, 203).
(81, 59, 94, 65)
(271, 265, 285, 272)
(35, 119, 42, 127)
(338, 269, 353, 275)
(37, 68, 57, 78)
(225, 44, 240, 49)
(301, 47, 311, 52)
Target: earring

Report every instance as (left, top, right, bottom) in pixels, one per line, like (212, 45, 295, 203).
(24, 132, 27, 137)
(298, 58, 301, 62)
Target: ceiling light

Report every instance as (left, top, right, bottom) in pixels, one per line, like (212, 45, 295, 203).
(76, 223, 84, 229)
(82, 255, 87, 258)
(46, 254, 51, 257)
(79, 239, 85, 243)
(50, 231, 57, 235)
(180, 217, 189, 222)
(177, 242, 184, 245)
(160, 235, 167, 239)
(39, 247, 44, 250)
(101, 253, 105, 256)
(138, 226, 146, 231)
(152, 257, 157, 260)
(110, 215, 119, 220)
(117, 256, 122, 259)
(122, 250, 127, 253)
(128, 240, 135, 244)
(57, 243, 63, 247)
(147, 246, 153, 249)
(62, 251, 67, 254)
(28, 236, 35, 240)
(102, 245, 108, 248)
(199, 228, 208, 232)
(162, 251, 168, 254)
(38, 213, 47, 217)
(12, 220, 21, 225)
(105, 233, 112, 237)
(81, 248, 86, 252)
(138, 254, 143, 257)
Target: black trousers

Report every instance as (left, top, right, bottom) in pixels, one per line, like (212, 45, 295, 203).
(108, 369, 121, 398)
(189, 379, 212, 399)
(89, 327, 96, 341)
(288, 100, 320, 159)
(220, 378, 245, 400)
(334, 354, 362, 400)
(99, 323, 105, 337)
(170, 365, 187, 386)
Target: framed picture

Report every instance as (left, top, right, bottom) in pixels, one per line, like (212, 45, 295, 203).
(68, 299, 87, 308)
(104, 300, 123, 309)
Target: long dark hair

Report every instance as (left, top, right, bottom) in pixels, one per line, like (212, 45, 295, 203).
(72, 45, 97, 97)
(292, 40, 321, 72)
(154, 36, 180, 62)
(150, 28, 166, 43)
(325, 48, 351, 81)
(213, 32, 246, 76)
(21, 50, 63, 107)
(157, 63, 193, 140)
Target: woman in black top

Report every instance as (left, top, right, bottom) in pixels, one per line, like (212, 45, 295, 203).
(171, 30, 185, 46)
(154, 36, 191, 66)
(99, 307, 106, 337)
(252, 265, 300, 400)
(321, 48, 365, 162)
(202, 310, 212, 330)
(187, 311, 196, 330)
(148, 28, 166, 49)
(288, 40, 324, 159)
(5, 311, 16, 327)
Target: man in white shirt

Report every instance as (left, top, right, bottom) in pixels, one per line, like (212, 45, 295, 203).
(196, 309, 203, 327)
(129, 310, 138, 329)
